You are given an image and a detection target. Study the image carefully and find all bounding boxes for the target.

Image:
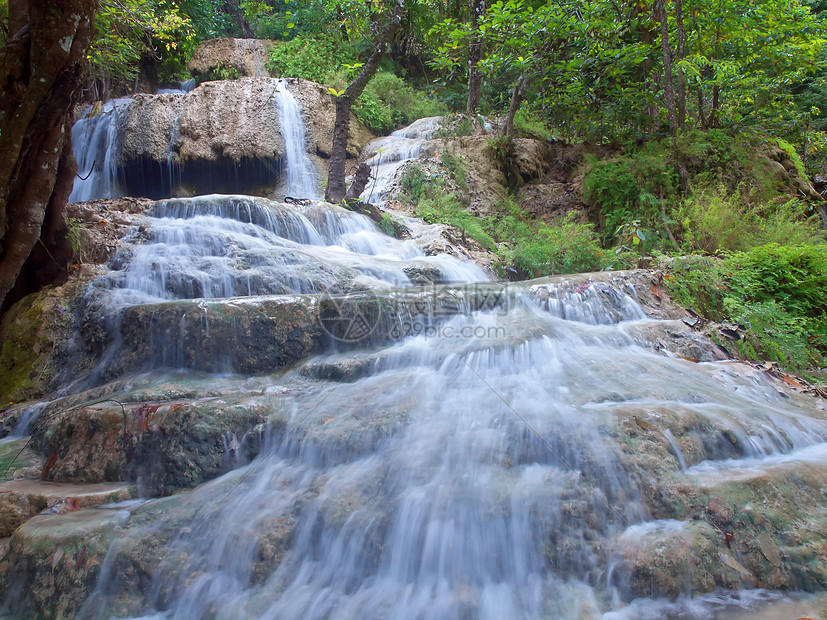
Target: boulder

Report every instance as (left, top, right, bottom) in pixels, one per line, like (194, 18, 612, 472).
(0, 508, 131, 619)
(119, 78, 285, 166)
(33, 395, 280, 496)
(188, 38, 276, 80)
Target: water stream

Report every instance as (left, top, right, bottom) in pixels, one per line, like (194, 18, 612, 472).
(69, 98, 133, 202)
(21, 94, 827, 618)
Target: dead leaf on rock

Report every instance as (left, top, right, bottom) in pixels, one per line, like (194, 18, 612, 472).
(757, 532, 782, 567)
(51, 548, 63, 572)
(719, 552, 753, 579)
(634, 416, 657, 432)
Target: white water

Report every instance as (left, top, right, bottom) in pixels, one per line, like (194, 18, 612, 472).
(359, 116, 442, 206)
(69, 98, 133, 202)
(275, 80, 320, 199)
(92, 194, 487, 309)
(21, 109, 827, 619)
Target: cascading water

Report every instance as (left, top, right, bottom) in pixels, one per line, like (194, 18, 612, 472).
(275, 80, 320, 199)
(76, 282, 827, 619)
(359, 116, 442, 206)
(69, 98, 133, 203)
(7, 104, 827, 619)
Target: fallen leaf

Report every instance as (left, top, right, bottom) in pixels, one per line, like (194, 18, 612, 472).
(719, 552, 753, 579)
(574, 282, 591, 294)
(51, 549, 63, 572)
(65, 497, 79, 511)
(678, 355, 700, 363)
(634, 416, 657, 432)
(41, 451, 58, 481)
(781, 375, 804, 390)
(757, 532, 781, 567)
(323, 417, 335, 425)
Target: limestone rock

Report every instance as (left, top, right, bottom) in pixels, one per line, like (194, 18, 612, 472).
(34, 396, 281, 496)
(188, 38, 276, 80)
(287, 77, 375, 160)
(0, 508, 131, 619)
(119, 78, 285, 166)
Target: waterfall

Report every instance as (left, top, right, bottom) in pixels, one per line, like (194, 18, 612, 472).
(359, 116, 442, 206)
(6, 113, 827, 620)
(69, 98, 132, 203)
(275, 80, 320, 200)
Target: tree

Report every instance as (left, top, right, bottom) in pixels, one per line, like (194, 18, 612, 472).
(0, 0, 97, 312)
(466, 0, 485, 114)
(325, 0, 405, 204)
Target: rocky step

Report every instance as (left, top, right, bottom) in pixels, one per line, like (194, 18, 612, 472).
(0, 479, 133, 538)
(0, 505, 133, 619)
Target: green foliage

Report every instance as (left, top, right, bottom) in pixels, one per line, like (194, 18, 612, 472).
(500, 213, 606, 277)
(677, 189, 820, 254)
(416, 193, 496, 249)
(209, 62, 239, 81)
(353, 93, 395, 133)
(89, 0, 196, 87)
(666, 243, 827, 375)
(399, 162, 606, 277)
(65, 218, 88, 264)
(775, 138, 809, 181)
(433, 114, 475, 138)
(379, 213, 396, 236)
(266, 33, 350, 83)
(354, 71, 449, 133)
(513, 109, 553, 142)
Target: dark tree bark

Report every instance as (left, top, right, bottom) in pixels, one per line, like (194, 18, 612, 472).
(466, 0, 485, 115)
(0, 0, 97, 312)
(499, 74, 529, 137)
(675, 0, 686, 128)
(344, 163, 372, 202)
(225, 0, 254, 38)
(656, 0, 677, 134)
(326, 0, 405, 204)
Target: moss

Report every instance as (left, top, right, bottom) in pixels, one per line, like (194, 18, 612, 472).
(0, 293, 47, 404)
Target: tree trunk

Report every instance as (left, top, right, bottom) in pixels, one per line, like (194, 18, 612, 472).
(225, 0, 254, 38)
(708, 84, 719, 128)
(656, 0, 677, 134)
(465, 0, 485, 115)
(326, 0, 405, 204)
(500, 74, 528, 137)
(697, 86, 707, 129)
(674, 0, 686, 128)
(0, 0, 97, 312)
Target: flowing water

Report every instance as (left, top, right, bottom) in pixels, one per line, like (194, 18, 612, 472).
(69, 98, 133, 202)
(23, 96, 827, 618)
(275, 80, 320, 200)
(359, 117, 442, 206)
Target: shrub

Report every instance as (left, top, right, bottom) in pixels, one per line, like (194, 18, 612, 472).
(265, 34, 350, 83)
(666, 243, 827, 375)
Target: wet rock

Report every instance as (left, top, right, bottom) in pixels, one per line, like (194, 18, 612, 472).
(0, 267, 99, 406)
(286, 77, 374, 161)
(0, 507, 131, 619)
(615, 520, 739, 599)
(33, 396, 284, 496)
(120, 78, 285, 167)
(114, 296, 322, 376)
(188, 38, 276, 80)
(0, 480, 133, 537)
